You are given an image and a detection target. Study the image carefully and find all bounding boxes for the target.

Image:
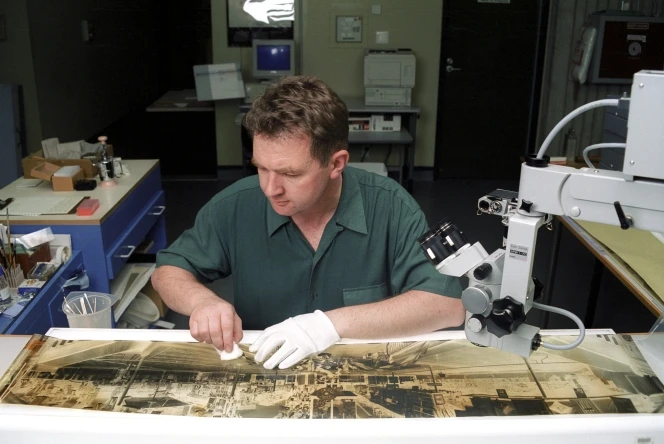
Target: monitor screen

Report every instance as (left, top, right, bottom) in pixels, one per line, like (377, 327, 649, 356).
(256, 44, 291, 71)
(252, 39, 295, 78)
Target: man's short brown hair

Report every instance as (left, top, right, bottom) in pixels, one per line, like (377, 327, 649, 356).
(243, 76, 349, 165)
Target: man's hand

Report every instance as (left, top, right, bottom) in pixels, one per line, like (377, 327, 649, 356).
(249, 310, 340, 370)
(189, 297, 243, 353)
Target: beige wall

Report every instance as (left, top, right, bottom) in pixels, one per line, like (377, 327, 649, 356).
(302, 0, 442, 167)
(0, 0, 42, 151)
(212, 0, 443, 167)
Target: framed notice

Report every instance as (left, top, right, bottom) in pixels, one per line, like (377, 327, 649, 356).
(227, 0, 295, 47)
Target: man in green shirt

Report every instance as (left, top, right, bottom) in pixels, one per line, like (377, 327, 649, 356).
(152, 76, 464, 369)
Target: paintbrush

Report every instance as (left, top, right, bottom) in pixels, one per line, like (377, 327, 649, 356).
(63, 294, 81, 315)
(0, 224, 8, 269)
(5, 209, 12, 270)
(0, 241, 6, 270)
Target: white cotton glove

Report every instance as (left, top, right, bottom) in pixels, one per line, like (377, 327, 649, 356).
(249, 310, 340, 370)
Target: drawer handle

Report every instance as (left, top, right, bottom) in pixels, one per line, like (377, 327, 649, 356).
(115, 245, 136, 258)
(148, 205, 166, 216)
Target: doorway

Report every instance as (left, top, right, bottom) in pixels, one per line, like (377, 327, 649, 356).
(435, 0, 549, 179)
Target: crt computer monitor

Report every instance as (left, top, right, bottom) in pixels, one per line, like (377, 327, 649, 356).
(252, 39, 295, 79)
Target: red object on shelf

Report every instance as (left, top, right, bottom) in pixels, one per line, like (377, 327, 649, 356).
(77, 198, 100, 216)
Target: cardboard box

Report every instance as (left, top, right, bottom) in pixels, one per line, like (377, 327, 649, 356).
(30, 162, 85, 191)
(52, 169, 84, 191)
(21, 145, 113, 179)
(30, 162, 61, 181)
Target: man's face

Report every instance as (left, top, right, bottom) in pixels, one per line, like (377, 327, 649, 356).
(252, 133, 332, 217)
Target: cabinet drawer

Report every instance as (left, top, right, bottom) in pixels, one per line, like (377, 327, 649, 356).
(4, 250, 84, 334)
(100, 165, 163, 249)
(106, 191, 165, 279)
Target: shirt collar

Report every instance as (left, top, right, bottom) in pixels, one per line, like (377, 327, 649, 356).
(333, 169, 368, 234)
(266, 168, 368, 237)
(267, 204, 291, 237)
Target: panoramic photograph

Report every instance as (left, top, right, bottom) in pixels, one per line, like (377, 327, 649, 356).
(1, 333, 662, 418)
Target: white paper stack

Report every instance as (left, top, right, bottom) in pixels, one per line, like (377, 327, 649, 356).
(52, 165, 81, 177)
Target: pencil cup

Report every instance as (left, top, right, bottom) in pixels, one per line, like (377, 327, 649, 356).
(63, 292, 113, 328)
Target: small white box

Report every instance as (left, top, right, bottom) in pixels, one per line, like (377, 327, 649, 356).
(349, 116, 371, 132)
(193, 63, 245, 101)
(371, 114, 401, 132)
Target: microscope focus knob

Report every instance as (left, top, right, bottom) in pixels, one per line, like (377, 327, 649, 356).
(473, 263, 493, 281)
(462, 286, 492, 314)
(467, 315, 486, 334)
(486, 296, 526, 338)
(519, 200, 533, 213)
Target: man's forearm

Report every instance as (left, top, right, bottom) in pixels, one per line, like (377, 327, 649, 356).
(151, 265, 220, 315)
(325, 290, 465, 339)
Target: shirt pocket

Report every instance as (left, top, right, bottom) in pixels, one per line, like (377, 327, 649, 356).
(342, 282, 389, 307)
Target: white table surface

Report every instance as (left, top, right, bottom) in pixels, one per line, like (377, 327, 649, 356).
(0, 159, 159, 225)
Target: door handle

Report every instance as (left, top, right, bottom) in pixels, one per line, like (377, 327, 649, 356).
(115, 245, 136, 259)
(446, 65, 462, 73)
(148, 205, 166, 216)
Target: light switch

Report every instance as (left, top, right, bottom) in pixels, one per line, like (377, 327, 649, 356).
(376, 31, 389, 44)
(372, 5, 382, 14)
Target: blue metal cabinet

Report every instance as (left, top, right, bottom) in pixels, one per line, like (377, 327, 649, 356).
(9, 164, 167, 293)
(2, 161, 167, 334)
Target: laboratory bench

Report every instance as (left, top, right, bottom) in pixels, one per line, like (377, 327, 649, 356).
(0, 159, 166, 334)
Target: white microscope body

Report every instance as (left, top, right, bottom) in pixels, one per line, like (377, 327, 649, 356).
(420, 70, 664, 357)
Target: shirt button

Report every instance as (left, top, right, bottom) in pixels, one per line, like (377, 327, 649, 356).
(312, 293, 318, 300)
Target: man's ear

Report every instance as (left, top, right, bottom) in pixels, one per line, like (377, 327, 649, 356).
(329, 150, 349, 180)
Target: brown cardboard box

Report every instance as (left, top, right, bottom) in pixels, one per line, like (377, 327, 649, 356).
(30, 162, 60, 181)
(21, 145, 113, 179)
(52, 169, 84, 191)
(30, 162, 85, 191)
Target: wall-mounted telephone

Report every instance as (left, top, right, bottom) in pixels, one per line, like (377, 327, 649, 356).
(571, 26, 597, 84)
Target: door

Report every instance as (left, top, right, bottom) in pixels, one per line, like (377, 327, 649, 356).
(435, 0, 549, 179)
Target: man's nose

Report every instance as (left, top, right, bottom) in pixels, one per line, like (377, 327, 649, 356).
(264, 172, 284, 196)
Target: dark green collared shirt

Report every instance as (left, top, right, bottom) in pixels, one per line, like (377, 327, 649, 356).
(156, 167, 461, 329)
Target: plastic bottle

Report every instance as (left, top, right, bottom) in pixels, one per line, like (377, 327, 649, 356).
(0, 267, 10, 301)
(565, 128, 578, 165)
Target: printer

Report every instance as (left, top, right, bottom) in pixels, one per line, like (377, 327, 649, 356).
(364, 49, 416, 106)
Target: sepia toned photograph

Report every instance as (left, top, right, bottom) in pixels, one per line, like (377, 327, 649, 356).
(1, 334, 662, 418)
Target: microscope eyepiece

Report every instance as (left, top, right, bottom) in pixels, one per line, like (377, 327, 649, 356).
(418, 218, 470, 266)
